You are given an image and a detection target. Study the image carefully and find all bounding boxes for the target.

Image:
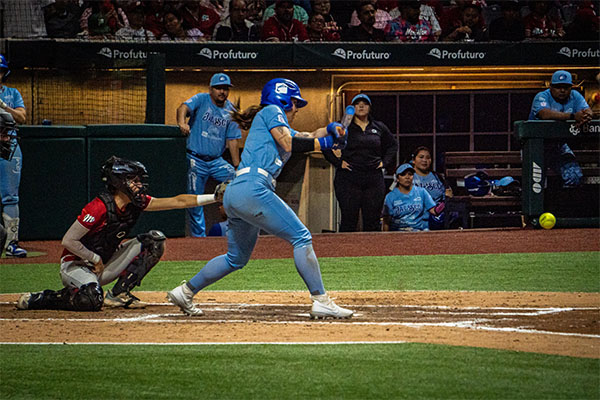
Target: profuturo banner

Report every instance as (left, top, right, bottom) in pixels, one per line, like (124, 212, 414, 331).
(7, 40, 599, 69)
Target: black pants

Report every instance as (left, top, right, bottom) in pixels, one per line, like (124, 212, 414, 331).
(334, 168, 385, 232)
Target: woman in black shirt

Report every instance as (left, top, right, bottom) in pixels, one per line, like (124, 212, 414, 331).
(323, 94, 397, 231)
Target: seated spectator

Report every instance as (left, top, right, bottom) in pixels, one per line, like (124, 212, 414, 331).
(44, 0, 82, 38)
(179, 0, 221, 38)
(488, 0, 525, 41)
(261, 0, 308, 41)
(439, 0, 485, 35)
(382, 163, 440, 232)
(442, 1, 488, 41)
(143, 0, 169, 38)
(306, 12, 340, 40)
(411, 146, 452, 230)
(349, 0, 392, 30)
(388, 1, 442, 40)
(565, 0, 599, 41)
(311, 0, 342, 38)
(523, 0, 565, 39)
(160, 9, 205, 41)
(262, 0, 309, 25)
(80, 0, 128, 39)
(213, 0, 260, 40)
(116, 3, 156, 41)
(384, 1, 435, 42)
(342, 0, 385, 41)
(246, 0, 267, 27)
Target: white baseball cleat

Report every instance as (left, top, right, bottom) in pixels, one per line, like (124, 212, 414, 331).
(104, 290, 146, 309)
(167, 281, 204, 316)
(310, 294, 353, 319)
(16, 292, 31, 310)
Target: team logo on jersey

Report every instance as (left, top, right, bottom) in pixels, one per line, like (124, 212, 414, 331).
(275, 83, 288, 95)
(82, 214, 95, 223)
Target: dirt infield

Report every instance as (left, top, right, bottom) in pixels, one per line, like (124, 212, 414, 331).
(1, 228, 599, 358)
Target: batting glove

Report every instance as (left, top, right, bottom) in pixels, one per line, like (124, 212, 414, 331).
(317, 135, 334, 150)
(327, 122, 347, 150)
(214, 181, 230, 203)
(433, 201, 445, 215)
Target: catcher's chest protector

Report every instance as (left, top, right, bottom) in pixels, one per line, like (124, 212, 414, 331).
(80, 192, 142, 263)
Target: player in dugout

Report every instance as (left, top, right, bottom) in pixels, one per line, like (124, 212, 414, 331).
(16, 156, 226, 311)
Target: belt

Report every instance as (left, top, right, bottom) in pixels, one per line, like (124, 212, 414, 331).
(236, 167, 276, 186)
(187, 149, 218, 162)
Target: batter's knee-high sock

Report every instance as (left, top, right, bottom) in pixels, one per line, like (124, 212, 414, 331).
(2, 212, 19, 245)
(293, 244, 326, 295)
(188, 254, 236, 293)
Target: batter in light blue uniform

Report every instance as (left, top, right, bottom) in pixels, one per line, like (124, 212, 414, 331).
(0, 54, 27, 257)
(177, 73, 241, 237)
(168, 78, 353, 319)
(383, 163, 437, 231)
(528, 70, 593, 187)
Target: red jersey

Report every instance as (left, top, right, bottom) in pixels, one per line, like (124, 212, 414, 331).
(61, 194, 152, 262)
(261, 16, 308, 42)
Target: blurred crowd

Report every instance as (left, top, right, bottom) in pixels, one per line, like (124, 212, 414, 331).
(1, 0, 598, 42)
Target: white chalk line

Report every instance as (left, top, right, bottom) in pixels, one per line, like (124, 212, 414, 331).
(1, 313, 599, 339)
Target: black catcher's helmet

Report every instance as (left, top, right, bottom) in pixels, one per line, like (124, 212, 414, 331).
(0, 109, 18, 161)
(101, 156, 149, 206)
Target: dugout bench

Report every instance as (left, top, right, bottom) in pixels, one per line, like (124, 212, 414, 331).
(444, 120, 600, 229)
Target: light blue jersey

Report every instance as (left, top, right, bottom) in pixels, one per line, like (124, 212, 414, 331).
(184, 93, 241, 157)
(412, 172, 445, 203)
(0, 85, 25, 221)
(238, 105, 296, 179)
(528, 89, 589, 120)
(383, 186, 436, 231)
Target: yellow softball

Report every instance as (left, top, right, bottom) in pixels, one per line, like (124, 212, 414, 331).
(539, 212, 556, 230)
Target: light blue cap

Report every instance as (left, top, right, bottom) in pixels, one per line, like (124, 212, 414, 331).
(210, 73, 232, 87)
(551, 70, 572, 86)
(351, 93, 372, 105)
(396, 163, 415, 175)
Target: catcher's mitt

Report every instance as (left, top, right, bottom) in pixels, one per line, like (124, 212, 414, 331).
(214, 180, 230, 203)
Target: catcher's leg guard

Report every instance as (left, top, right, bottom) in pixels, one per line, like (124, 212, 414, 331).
(111, 230, 166, 296)
(26, 287, 73, 310)
(71, 283, 104, 311)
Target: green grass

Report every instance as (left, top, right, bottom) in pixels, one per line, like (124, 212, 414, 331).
(2, 251, 599, 399)
(1, 343, 598, 400)
(1, 252, 598, 293)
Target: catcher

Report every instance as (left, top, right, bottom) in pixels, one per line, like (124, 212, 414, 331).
(16, 156, 227, 311)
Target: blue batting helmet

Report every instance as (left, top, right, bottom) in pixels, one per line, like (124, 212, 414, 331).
(260, 78, 307, 111)
(464, 171, 492, 197)
(0, 54, 9, 82)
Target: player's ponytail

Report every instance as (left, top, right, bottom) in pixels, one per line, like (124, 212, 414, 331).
(230, 105, 263, 130)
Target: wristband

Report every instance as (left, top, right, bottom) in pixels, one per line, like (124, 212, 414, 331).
(196, 194, 215, 206)
(569, 113, 575, 120)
